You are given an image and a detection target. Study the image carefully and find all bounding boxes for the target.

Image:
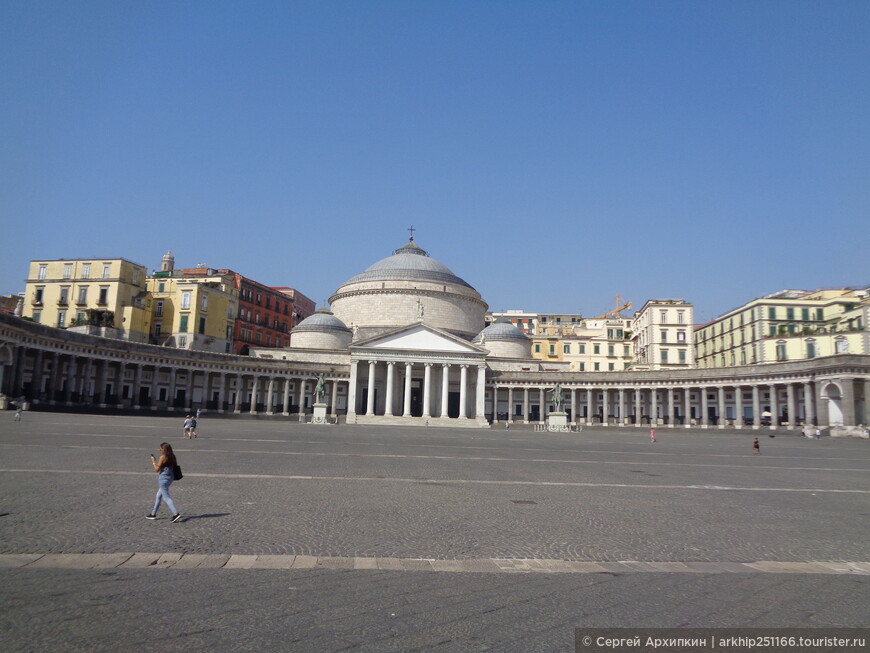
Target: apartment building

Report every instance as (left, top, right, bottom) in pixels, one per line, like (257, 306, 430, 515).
(695, 288, 869, 368)
(631, 299, 695, 370)
(22, 258, 151, 341)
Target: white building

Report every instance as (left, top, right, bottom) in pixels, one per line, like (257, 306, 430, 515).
(631, 299, 695, 370)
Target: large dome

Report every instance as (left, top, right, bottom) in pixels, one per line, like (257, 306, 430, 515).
(340, 240, 474, 289)
(329, 238, 488, 340)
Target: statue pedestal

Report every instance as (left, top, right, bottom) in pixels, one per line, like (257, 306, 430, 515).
(311, 403, 328, 424)
(547, 412, 568, 430)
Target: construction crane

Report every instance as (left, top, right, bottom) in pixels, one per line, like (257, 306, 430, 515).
(594, 295, 632, 320)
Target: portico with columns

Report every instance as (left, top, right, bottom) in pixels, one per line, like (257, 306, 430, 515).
(347, 322, 489, 427)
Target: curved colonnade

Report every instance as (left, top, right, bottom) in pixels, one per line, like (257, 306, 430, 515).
(1, 312, 868, 429)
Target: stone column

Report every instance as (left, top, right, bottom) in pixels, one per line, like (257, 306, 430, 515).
(718, 386, 726, 429)
(150, 366, 161, 410)
(79, 358, 93, 404)
(348, 361, 359, 418)
(46, 352, 60, 405)
(233, 375, 243, 413)
(282, 376, 291, 415)
(297, 378, 306, 418)
(523, 387, 529, 424)
(752, 385, 761, 429)
(439, 363, 449, 418)
(618, 388, 626, 425)
(804, 382, 815, 425)
(769, 384, 779, 429)
(734, 385, 743, 428)
(786, 383, 796, 427)
(700, 387, 709, 427)
(402, 363, 412, 417)
(422, 363, 432, 418)
(571, 387, 577, 425)
(31, 349, 45, 401)
(266, 377, 275, 415)
(115, 362, 127, 408)
(667, 388, 675, 427)
(634, 388, 642, 426)
(475, 366, 486, 421)
(459, 365, 468, 419)
(386, 362, 396, 417)
(64, 356, 77, 404)
(217, 372, 227, 413)
(586, 388, 593, 425)
(132, 365, 143, 409)
(185, 371, 195, 412)
(508, 386, 514, 423)
(250, 376, 259, 415)
(97, 359, 111, 406)
(366, 361, 377, 416)
(330, 380, 338, 417)
(684, 387, 692, 427)
(602, 388, 610, 426)
(167, 368, 178, 410)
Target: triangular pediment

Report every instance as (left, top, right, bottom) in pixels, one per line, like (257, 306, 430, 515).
(352, 322, 485, 355)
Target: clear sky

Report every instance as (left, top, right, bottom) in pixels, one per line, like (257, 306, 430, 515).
(1, 1, 868, 324)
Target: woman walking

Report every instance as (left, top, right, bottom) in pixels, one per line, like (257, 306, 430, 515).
(146, 442, 182, 522)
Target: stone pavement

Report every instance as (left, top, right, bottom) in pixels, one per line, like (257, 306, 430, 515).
(1, 412, 868, 651)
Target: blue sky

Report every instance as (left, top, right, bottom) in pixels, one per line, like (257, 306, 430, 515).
(1, 1, 868, 323)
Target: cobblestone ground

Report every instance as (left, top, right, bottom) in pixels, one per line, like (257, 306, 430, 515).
(1, 412, 868, 651)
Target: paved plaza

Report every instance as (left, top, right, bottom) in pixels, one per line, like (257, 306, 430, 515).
(1, 412, 868, 651)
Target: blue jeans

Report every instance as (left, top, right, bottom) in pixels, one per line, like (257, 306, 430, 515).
(152, 473, 178, 515)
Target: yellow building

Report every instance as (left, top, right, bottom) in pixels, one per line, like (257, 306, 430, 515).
(22, 258, 151, 342)
(695, 288, 869, 368)
(531, 318, 634, 371)
(147, 270, 238, 353)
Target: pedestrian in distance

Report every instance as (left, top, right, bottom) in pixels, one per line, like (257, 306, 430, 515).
(195, 407, 201, 420)
(649, 427, 656, 443)
(14, 407, 22, 421)
(183, 415, 193, 439)
(753, 438, 760, 455)
(815, 428, 821, 440)
(146, 442, 182, 522)
(189, 416, 197, 438)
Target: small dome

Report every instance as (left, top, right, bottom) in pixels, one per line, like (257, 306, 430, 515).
(474, 322, 530, 342)
(292, 309, 351, 333)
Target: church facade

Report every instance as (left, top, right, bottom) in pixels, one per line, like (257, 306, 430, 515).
(1, 238, 869, 433)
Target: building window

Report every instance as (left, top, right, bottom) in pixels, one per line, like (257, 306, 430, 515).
(155, 300, 164, 317)
(548, 344, 555, 355)
(816, 308, 823, 321)
(660, 310, 667, 322)
(201, 294, 208, 311)
(154, 323, 162, 337)
(768, 307, 776, 320)
(661, 350, 668, 364)
(158, 282, 165, 293)
(181, 291, 191, 310)
(608, 345, 614, 356)
(579, 344, 585, 354)
(563, 344, 570, 354)
(835, 337, 848, 353)
(593, 344, 600, 355)
(776, 341, 787, 361)
(608, 363, 615, 371)
(624, 345, 630, 356)
(59, 286, 69, 305)
(198, 316, 206, 334)
(677, 311, 684, 324)
(579, 363, 585, 371)
(98, 286, 109, 305)
(677, 331, 686, 342)
(34, 287, 44, 304)
(594, 362, 600, 371)
(179, 314, 189, 333)
(660, 330, 667, 342)
(57, 310, 66, 327)
(63, 264, 72, 279)
(679, 349, 686, 364)
(102, 263, 111, 279)
(178, 335, 187, 348)
(32, 310, 41, 323)
(534, 344, 540, 353)
(77, 286, 88, 305)
(81, 263, 91, 279)
(806, 340, 816, 358)
(38, 264, 47, 280)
